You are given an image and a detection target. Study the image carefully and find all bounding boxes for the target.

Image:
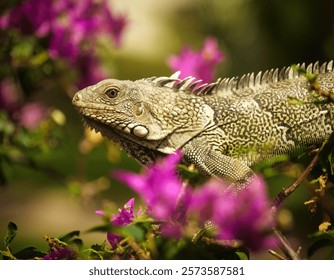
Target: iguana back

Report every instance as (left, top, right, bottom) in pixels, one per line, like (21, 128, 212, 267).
(72, 61, 334, 185)
(201, 62, 334, 165)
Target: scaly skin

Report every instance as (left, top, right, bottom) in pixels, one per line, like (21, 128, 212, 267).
(72, 61, 334, 185)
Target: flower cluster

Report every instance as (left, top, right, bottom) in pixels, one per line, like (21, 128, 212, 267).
(190, 177, 275, 251)
(167, 37, 224, 83)
(43, 246, 76, 260)
(0, 79, 47, 129)
(0, 0, 127, 88)
(102, 153, 276, 252)
(0, 0, 127, 129)
(115, 152, 191, 238)
(96, 198, 135, 249)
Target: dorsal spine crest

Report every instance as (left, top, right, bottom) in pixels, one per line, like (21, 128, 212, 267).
(146, 61, 334, 96)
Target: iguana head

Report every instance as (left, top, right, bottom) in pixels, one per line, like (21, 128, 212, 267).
(72, 72, 217, 154)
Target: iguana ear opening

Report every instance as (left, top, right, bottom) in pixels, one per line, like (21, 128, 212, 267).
(129, 102, 170, 141)
(133, 102, 144, 116)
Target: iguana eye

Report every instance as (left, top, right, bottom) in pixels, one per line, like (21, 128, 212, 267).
(104, 87, 119, 98)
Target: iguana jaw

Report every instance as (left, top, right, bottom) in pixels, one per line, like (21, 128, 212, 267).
(79, 114, 173, 154)
(78, 112, 218, 156)
(80, 116, 165, 166)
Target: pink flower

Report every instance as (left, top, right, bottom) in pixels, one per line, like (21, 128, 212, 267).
(43, 246, 76, 260)
(75, 53, 108, 89)
(18, 102, 48, 129)
(112, 150, 276, 251)
(1, 0, 127, 87)
(190, 176, 276, 251)
(0, 80, 48, 129)
(0, 0, 56, 37)
(0, 79, 20, 112)
(96, 198, 135, 248)
(115, 152, 190, 238)
(1, 0, 127, 47)
(110, 198, 135, 227)
(167, 37, 224, 83)
(48, 0, 126, 62)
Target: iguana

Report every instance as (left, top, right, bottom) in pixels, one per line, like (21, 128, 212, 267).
(72, 61, 334, 186)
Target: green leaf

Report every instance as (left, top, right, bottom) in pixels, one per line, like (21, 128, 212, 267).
(121, 224, 145, 243)
(30, 51, 49, 66)
(4, 222, 17, 247)
(86, 244, 106, 260)
(235, 251, 249, 260)
(0, 247, 16, 260)
(59, 230, 80, 243)
(14, 246, 45, 260)
(0, 111, 15, 135)
(319, 132, 334, 176)
(10, 37, 36, 62)
(69, 238, 83, 250)
(287, 96, 307, 106)
(178, 164, 199, 179)
(85, 224, 111, 233)
(307, 230, 334, 258)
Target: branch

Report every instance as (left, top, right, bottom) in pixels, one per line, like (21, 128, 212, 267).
(272, 153, 319, 212)
(268, 229, 301, 260)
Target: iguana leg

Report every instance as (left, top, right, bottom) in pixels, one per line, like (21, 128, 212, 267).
(182, 137, 253, 187)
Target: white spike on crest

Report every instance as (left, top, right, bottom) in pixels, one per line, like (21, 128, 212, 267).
(169, 71, 181, 79)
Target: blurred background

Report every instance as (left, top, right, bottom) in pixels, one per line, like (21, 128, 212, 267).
(1, 0, 334, 259)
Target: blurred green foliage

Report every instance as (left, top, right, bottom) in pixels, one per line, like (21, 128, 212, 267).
(1, 0, 334, 259)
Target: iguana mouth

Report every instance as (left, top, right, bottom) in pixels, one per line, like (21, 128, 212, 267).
(82, 116, 164, 150)
(81, 116, 109, 135)
(81, 116, 129, 137)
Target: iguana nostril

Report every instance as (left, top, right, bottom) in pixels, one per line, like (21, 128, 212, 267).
(73, 92, 82, 102)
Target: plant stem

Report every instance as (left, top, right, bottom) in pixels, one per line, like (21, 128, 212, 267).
(272, 153, 319, 212)
(270, 229, 301, 260)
